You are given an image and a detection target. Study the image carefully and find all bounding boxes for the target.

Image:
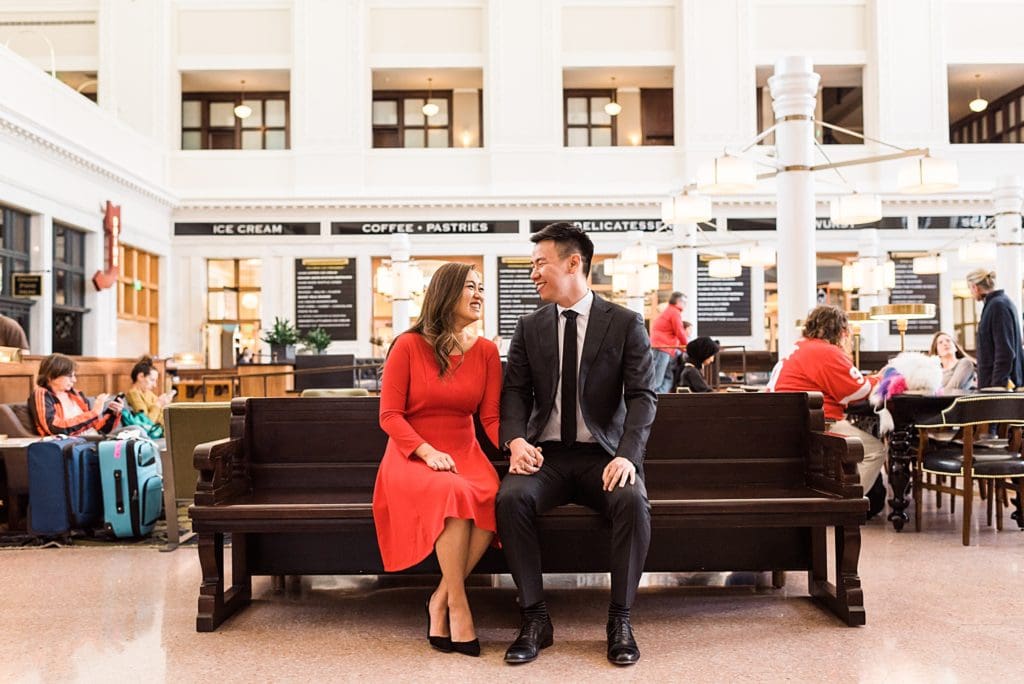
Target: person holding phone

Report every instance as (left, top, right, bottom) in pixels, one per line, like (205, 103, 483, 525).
(125, 356, 174, 427)
(29, 353, 124, 436)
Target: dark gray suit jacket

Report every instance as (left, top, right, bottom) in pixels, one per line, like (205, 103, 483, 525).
(500, 293, 657, 466)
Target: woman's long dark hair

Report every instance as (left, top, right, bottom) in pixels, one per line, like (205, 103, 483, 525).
(404, 262, 476, 378)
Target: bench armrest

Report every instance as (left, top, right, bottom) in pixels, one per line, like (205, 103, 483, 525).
(193, 437, 249, 505)
(806, 431, 864, 498)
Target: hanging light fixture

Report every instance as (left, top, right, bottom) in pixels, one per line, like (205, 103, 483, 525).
(912, 254, 948, 275)
(660, 190, 712, 225)
(233, 79, 252, 119)
(422, 77, 440, 117)
(604, 76, 622, 116)
(738, 243, 776, 267)
(697, 155, 757, 194)
(958, 241, 998, 263)
(968, 73, 989, 113)
(897, 156, 959, 194)
(708, 257, 742, 279)
(830, 192, 882, 226)
(951, 279, 972, 298)
(841, 258, 895, 293)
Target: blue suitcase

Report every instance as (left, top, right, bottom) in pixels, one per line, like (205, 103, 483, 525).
(98, 439, 164, 538)
(27, 437, 102, 536)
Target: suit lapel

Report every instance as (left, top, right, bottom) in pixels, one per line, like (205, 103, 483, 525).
(536, 304, 560, 389)
(579, 293, 612, 391)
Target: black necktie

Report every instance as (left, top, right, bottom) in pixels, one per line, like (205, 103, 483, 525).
(561, 309, 578, 446)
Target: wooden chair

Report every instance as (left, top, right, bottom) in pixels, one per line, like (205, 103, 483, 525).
(913, 395, 1024, 545)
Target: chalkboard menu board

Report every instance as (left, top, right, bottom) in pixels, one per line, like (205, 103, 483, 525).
(888, 258, 940, 335)
(696, 262, 752, 337)
(497, 257, 542, 337)
(294, 258, 357, 340)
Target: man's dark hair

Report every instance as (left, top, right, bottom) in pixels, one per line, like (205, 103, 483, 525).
(530, 222, 594, 277)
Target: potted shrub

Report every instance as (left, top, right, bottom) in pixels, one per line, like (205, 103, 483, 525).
(302, 327, 332, 355)
(262, 317, 300, 363)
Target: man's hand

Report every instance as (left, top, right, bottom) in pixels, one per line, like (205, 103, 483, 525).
(508, 438, 544, 475)
(602, 456, 636, 492)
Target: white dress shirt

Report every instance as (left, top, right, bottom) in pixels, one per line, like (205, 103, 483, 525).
(538, 290, 597, 444)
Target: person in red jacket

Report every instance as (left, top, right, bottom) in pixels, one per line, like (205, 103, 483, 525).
(767, 305, 883, 492)
(649, 292, 689, 393)
(29, 353, 124, 436)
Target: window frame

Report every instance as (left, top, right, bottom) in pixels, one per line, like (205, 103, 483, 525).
(563, 88, 618, 147)
(372, 90, 455, 149)
(181, 92, 291, 150)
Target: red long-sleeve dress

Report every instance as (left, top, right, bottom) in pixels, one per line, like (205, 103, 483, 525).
(372, 332, 502, 571)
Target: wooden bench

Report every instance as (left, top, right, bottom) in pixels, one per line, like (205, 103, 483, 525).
(189, 392, 867, 632)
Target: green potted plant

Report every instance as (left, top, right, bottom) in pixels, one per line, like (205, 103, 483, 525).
(302, 327, 332, 355)
(262, 317, 300, 363)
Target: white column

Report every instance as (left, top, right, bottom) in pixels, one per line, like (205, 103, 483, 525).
(769, 56, 820, 354)
(994, 175, 1024, 316)
(855, 229, 882, 351)
(389, 234, 415, 335)
(673, 222, 699, 335)
(29, 214, 53, 353)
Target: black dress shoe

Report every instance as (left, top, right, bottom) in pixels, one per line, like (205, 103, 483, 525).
(606, 616, 640, 666)
(504, 614, 553, 664)
(425, 600, 452, 653)
(450, 639, 481, 657)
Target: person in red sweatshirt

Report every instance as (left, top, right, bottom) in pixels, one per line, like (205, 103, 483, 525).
(649, 292, 688, 393)
(767, 305, 883, 492)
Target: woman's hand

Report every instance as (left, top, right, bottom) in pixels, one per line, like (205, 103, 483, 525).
(95, 392, 110, 407)
(415, 445, 458, 473)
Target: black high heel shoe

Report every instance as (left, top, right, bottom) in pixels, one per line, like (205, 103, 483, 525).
(425, 600, 452, 653)
(450, 638, 481, 657)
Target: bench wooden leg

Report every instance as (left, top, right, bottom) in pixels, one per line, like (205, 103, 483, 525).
(771, 570, 786, 589)
(196, 532, 252, 632)
(809, 526, 866, 627)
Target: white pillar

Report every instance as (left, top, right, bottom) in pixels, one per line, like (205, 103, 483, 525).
(673, 222, 699, 335)
(994, 175, 1024, 316)
(769, 57, 820, 354)
(855, 229, 882, 351)
(29, 214, 53, 353)
(389, 234, 415, 335)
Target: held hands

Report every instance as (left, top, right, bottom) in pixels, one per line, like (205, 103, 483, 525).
(602, 456, 636, 492)
(416, 444, 458, 473)
(508, 438, 544, 475)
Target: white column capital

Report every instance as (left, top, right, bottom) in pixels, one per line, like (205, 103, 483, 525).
(993, 175, 1024, 214)
(768, 57, 820, 120)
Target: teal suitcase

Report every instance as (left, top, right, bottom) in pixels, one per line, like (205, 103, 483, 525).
(98, 439, 163, 538)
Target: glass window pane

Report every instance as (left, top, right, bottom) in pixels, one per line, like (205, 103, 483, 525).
(404, 129, 426, 148)
(567, 127, 589, 147)
(182, 131, 202, 150)
(239, 291, 260, 319)
(567, 97, 588, 125)
(208, 260, 236, 288)
(182, 100, 201, 127)
(241, 130, 263, 149)
(240, 100, 263, 128)
(239, 259, 261, 287)
(266, 99, 286, 127)
(210, 101, 235, 127)
(207, 292, 238, 320)
(427, 129, 448, 148)
(591, 98, 611, 125)
(71, 274, 84, 306)
(372, 100, 398, 125)
(425, 99, 448, 126)
(54, 229, 66, 263)
(591, 127, 612, 146)
(404, 99, 425, 126)
(265, 130, 286, 149)
(55, 271, 66, 305)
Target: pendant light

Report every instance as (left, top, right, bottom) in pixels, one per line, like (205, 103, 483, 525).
(422, 77, 440, 117)
(604, 76, 622, 117)
(233, 80, 252, 119)
(968, 73, 988, 113)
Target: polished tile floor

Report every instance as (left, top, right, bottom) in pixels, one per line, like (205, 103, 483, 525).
(1, 499, 1021, 683)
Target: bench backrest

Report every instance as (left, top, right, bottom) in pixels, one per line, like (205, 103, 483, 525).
(235, 391, 822, 493)
(643, 392, 821, 495)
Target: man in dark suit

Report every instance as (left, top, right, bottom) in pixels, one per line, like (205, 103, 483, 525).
(497, 223, 657, 666)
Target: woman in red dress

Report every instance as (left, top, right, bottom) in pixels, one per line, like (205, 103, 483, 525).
(372, 262, 501, 657)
